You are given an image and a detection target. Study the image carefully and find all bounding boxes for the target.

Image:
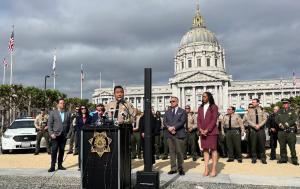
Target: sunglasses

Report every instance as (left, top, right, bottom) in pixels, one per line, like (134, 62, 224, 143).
(81, 107, 86, 109)
(185, 107, 190, 109)
(170, 100, 176, 103)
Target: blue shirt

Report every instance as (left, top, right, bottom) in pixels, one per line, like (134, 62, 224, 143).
(60, 111, 65, 122)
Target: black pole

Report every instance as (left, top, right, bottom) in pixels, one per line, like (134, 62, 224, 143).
(44, 75, 50, 108)
(144, 68, 152, 172)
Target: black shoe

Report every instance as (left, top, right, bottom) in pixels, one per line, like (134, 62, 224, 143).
(34, 152, 39, 155)
(277, 159, 287, 164)
(238, 159, 242, 163)
(78, 168, 81, 171)
(183, 156, 187, 160)
(201, 158, 204, 161)
(131, 156, 137, 160)
(168, 170, 177, 175)
(261, 159, 267, 164)
(58, 165, 66, 170)
(161, 156, 168, 160)
(67, 151, 73, 154)
(269, 157, 276, 160)
(192, 157, 197, 161)
(73, 152, 78, 155)
(156, 156, 160, 160)
(137, 155, 142, 159)
(251, 159, 257, 164)
(227, 159, 234, 162)
(48, 167, 55, 172)
(292, 161, 299, 166)
(47, 151, 51, 155)
(179, 170, 185, 176)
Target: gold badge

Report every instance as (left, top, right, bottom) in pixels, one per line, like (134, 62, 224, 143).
(89, 132, 112, 157)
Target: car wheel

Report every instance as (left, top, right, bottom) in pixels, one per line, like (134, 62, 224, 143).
(1, 148, 9, 154)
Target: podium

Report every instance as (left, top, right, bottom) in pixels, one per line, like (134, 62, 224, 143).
(81, 124, 131, 189)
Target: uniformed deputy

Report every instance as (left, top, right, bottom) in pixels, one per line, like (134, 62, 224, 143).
(105, 85, 136, 125)
(34, 108, 50, 155)
(275, 98, 299, 165)
(183, 105, 198, 161)
(266, 106, 280, 160)
(244, 99, 267, 164)
(222, 106, 245, 163)
(131, 111, 142, 159)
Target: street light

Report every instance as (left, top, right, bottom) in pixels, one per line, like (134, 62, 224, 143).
(44, 75, 50, 108)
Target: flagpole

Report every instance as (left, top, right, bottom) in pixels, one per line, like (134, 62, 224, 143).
(99, 72, 102, 103)
(3, 65, 5, 85)
(53, 69, 56, 90)
(80, 64, 83, 99)
(9, 51, 13, 85)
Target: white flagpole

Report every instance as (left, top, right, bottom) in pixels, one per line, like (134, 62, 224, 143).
(53, 50, 56, 90)
(53, 69, 56, 89)
(3, 65, 5, 85)
(99, 72, 102, 103)
(9, 51, 13, 85)
(80, 64, 83, 99)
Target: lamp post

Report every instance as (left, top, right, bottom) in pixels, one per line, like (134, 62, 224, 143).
(44, 75, 50, 108)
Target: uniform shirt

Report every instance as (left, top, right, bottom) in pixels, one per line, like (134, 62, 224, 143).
(244, 107, 267, 129)
(221, 113, 244, 134)
(186, 112, 197, 130)
(105, 100, 136, 124)
(275, 108, 297, 129)
(34, 114, 49, 128)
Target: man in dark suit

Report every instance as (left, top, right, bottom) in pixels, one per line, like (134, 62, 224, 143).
(163, 96, 187, 176)
(47, 98, 71, 172)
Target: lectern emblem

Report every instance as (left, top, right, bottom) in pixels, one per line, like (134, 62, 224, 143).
(89, 131, 112, 157)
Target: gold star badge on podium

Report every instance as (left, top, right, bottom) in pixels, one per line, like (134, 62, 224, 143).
(89, 131, 112, 157)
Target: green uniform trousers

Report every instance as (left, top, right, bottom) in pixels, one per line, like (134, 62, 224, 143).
(278, 130, 298, 162)
(249, 128, 266, 160)
(184, 131, 198, 158)
(225, 130, 242, 160)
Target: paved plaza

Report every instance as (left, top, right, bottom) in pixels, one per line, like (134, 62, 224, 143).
(0, 141, 299, 188)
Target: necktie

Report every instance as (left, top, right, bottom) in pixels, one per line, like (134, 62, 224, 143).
(172, 108, 175, 118)
(114, 102, 120, 119)
(255, 109, 259, 124)
(229, 115, 232, 130)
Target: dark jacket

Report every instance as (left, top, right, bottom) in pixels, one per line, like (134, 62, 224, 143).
(266, 113, 279, 133)
(139, 114, 156, 136)
(163, 107, 187, 139)
(75, 115, 92, 132)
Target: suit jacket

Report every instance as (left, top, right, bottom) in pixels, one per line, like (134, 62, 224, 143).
(163, 107, 187, 139)
(197, 104, 219, 136)
(48, 109, 71, 137)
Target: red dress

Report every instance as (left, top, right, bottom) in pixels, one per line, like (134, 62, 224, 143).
(197, 104, 219, 150)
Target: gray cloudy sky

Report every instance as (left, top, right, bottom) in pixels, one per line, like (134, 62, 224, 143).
(1, 0, 300, 99)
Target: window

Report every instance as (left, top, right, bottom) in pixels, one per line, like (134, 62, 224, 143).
(207, 58, 210, 67)
(181, 62, 184, 69)
(197, 58, 201, 67)
(188, 59, 192, 68)
(215, 59, 218, 67)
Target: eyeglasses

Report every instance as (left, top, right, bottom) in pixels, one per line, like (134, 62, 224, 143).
(185, 107, 190, 109)
(81, 107, 86, 110)
(170, 100, 176, 103)
(227, 109, 232, 110)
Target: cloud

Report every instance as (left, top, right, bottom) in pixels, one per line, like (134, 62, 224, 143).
(0, 0, 299, 100)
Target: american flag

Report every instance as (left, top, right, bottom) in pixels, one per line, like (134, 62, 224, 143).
(8, 30, 14, 52)
(81, 64, 84, 81)
(293, 71, 296, 86)
(3, 58, 8, 67)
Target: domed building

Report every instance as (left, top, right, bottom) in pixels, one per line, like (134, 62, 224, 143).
(92, 3, 299, 112)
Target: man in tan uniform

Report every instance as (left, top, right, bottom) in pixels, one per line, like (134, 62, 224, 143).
(244, 99, 267, 164)
(183, 105, 198, 161)
(34, 108, 50, 155)
(222, 106, 245, 163)
(105, 85, 136, 125)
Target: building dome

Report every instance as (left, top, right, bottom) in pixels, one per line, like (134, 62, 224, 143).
(180, 27, 218, 46)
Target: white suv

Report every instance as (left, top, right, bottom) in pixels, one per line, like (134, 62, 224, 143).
(1, 118, 46, 153)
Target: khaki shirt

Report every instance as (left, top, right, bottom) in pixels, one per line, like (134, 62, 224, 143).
(34, 114, 49, 129)
(221, 113, 244, 134)
(133, 114, 142, 130)
(105, 100, 136, 124)
(244, 107, 267, 128)
(186, 113, 197, 131)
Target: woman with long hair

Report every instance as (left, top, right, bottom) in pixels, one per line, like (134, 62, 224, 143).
(197, 92, 219, 177)
(75, 105, 92, 170)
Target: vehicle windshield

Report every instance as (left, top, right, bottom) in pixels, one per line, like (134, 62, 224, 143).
(9, 121, 35, 129)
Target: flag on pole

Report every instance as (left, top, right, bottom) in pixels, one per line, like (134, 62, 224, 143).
(3, 58, 8, 67)
(8, 30, 14, 52)
(293, 71, 296, 86)
(53, 54, 56, 71)
(81, 64, 84, 81)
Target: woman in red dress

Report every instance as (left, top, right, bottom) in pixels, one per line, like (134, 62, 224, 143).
(197, 92, 219, 177)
